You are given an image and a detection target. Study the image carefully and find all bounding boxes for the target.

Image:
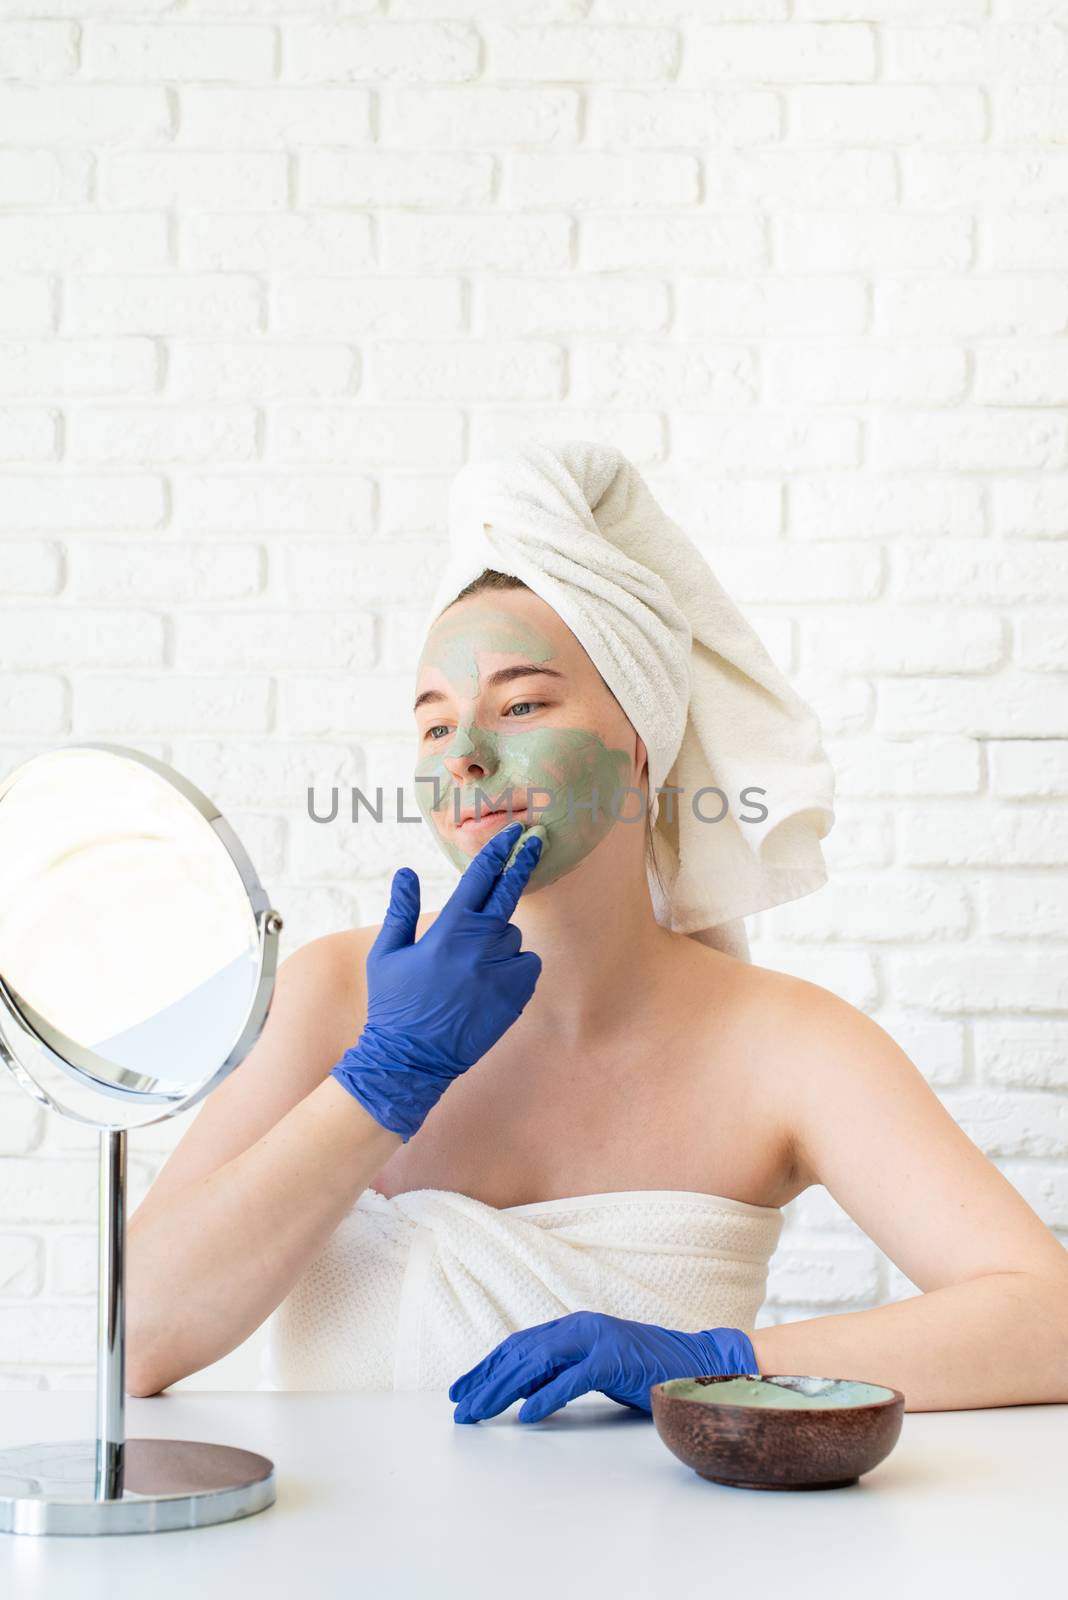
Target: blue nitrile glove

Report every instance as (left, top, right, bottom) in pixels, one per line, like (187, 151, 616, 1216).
(329, 820, 542, 1143)
(448, 1310, 759, 1424)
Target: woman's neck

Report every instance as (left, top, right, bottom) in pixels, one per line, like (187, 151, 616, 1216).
(509, 838, 679, 1048)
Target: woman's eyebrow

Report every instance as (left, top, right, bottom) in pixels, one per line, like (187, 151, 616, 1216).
(413, 664, 565, 713)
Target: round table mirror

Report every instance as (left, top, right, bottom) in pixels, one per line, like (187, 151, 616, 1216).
(0, 742, 284, 1537)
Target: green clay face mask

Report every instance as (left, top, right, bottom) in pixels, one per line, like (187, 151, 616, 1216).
(662, 1376, 897, 1410)
(413, 607, 637, 890)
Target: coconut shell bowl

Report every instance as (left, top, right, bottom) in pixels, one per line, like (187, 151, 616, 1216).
(650, 1373, 905, 1491)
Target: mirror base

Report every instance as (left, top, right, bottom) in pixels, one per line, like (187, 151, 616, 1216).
(0, 1437, 275, 1537)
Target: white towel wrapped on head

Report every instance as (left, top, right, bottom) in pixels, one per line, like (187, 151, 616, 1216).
(423, 439, 836, 962)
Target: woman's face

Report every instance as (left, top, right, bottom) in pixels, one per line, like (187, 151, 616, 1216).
(412, 587, 647, 889)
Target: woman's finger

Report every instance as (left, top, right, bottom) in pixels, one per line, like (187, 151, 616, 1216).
(481, 831, 542, 923)
(443, 821, 525, 918)
(449, 1316, 568, 1403)
(517, 1357, 597, 1423)
(449, 1345, 511, 1403)
(449, 1327, 531, 1401)
(454, 1346, 569, 1423)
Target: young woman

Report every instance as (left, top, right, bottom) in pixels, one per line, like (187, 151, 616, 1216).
(126, 464, 1068, 1420)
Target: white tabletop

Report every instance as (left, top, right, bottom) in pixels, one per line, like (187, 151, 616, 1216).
(1, 1390, 1064, 1598)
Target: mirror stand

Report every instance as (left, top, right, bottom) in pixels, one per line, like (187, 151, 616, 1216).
(0, 1126, 275, 1537)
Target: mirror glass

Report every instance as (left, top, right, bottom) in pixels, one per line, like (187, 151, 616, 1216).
(0, 743, 276, 1132)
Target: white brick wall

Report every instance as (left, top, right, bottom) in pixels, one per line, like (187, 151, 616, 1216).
(0, 2, 1066, 1393)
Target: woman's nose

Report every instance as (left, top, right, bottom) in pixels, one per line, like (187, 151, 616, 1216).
(442, 751, 496, 784)
(440, 726, 497, 783)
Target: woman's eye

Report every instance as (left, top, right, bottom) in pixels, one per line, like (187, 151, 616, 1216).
(425, 702, 546, 738)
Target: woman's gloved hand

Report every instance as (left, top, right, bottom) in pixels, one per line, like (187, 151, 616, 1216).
(449, 1310, 759, 1424)
(330, 820, 542, 1143)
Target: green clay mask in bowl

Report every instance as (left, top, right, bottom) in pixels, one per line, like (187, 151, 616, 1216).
(661, 1375, 898, 1410)
(650, 1373, 907, 1490)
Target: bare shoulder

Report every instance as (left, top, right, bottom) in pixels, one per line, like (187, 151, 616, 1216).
(734, 956, 846, 1019)
(683, 939, 827, 1022)
(732, 959, 928, 1188)
(288, 911, 441, 992)
(688, 947, 913, 1193)
(706, 947, 879, 1040)
(731, 956, 901, 1073)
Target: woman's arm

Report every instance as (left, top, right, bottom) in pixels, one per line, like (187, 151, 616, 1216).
(750, 1267, 1068, 1412)
(126, 1077, 400, 1397)
(753, 984, 1068, 1411)
(125, 928, 401, 1396)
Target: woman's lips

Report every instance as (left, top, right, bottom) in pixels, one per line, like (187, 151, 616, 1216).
(455, 807, 527, 834)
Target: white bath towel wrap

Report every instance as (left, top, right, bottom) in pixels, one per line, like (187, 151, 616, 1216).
(261, 1187, 785, 1392)
(422, 439, 836, 963)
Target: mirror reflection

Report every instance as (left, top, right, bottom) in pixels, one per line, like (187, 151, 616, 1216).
(0, 744, 273, 1130)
